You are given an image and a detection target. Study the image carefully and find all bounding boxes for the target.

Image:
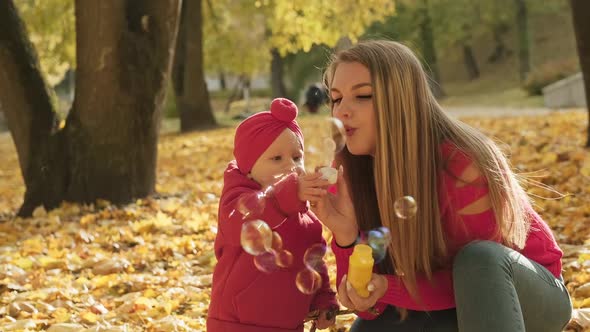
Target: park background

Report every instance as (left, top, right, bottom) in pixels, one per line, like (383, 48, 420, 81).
(0, 0, 589, 331)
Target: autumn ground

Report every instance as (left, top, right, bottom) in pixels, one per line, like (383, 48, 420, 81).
(1, 110, 589, 331)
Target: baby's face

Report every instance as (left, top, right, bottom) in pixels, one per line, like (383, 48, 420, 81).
(249, 129, 304, 188)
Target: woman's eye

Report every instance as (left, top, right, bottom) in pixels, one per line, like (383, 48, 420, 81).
(331, 97, 342, 104)
(358, 95, 372, 99)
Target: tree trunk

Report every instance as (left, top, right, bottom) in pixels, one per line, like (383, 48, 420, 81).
(0, 0, 181, 216)
(271, 48, 288, 99)
(462, 44, 480, 80)
(570, 0, 590, 147)
(419, 0, 445, 98)
(0, 0, 67, 215)
(172, 0, 215, 132)
(515, 0, 530, 81)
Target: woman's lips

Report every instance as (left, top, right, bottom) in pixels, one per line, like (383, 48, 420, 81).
(345, 126, 356, 137)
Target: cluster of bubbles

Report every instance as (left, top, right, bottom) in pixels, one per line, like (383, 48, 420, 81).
(240, 219, 328, 294)
(240, 220, 293, 273)
(295, 244, 327, 294)
(364, 196, 418, 263)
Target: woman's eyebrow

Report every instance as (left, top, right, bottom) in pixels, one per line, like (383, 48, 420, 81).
(351, 82, 372, 90)
(330, 83, 372, 93)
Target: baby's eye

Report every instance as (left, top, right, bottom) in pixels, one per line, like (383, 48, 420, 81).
(271, 155, 282, 161)
(293, 155, 302, 162)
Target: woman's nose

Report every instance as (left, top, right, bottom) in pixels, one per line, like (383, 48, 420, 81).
(333, 103, 351, 120)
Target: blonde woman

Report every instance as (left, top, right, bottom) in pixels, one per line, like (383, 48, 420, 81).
(312, 40, 572, 331)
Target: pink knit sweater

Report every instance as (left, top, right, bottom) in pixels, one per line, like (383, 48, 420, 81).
(332, 142, 563, 317)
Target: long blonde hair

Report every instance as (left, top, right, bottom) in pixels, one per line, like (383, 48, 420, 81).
(324, 40, 530, 306)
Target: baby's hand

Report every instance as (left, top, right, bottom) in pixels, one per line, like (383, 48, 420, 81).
(314, 308, 336, 330)
(297, 172, 331, 203)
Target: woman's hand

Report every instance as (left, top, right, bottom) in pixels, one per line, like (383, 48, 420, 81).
(337, 274, 388, 312)
(297, 172, 331, 202)
(311, 166, 358, 246)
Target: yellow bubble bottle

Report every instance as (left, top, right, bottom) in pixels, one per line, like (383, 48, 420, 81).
(347, 244, 374, 297)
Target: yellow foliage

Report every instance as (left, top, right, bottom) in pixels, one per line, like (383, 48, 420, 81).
(204, 0, 395, 75)
(14, 0, 75, 85)
(0, 111, 589, 331)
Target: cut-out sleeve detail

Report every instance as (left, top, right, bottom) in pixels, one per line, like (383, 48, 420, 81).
(458, 194, 492, 215)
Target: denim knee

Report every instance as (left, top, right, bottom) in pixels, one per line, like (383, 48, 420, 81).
(453, 240, 511, 274)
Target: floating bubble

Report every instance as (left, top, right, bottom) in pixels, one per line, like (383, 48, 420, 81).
(296, 268, 322, 294)
(303, 244, 327, 271)
(325, 117, 346, 154)
(321, 138, 337, 157)
(262, 185, 275, 198)
(271, 231, 283, 251)
(367, 227, 392, 263)
(254, 250, 279, 273)
(394, 196, 417, 219)
(237, 192, 266, 219)
(275, 250, 294, 268)
(317, 118, 347, 167)
(271, 173, 288, 183)
(240, 220, 272, 255)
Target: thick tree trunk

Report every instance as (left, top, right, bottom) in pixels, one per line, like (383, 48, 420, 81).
(0, 0, 181, 216)
(570, 0, 590, 147)
(271, 48, 288, 99)
(67, 0, 181, 201)
(172, 0, 215, 132)
(419, 0, 445, 98)
(515, 0, 530, 81)
(0, 0, 67, 216)
(462, 44, 480, 80)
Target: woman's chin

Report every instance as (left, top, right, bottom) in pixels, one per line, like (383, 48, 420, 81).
(347, 145, 369, 156)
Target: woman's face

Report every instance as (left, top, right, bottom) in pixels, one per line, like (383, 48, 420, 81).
(330, 62, 377, 156)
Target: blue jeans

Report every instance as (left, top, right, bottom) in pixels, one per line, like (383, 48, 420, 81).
(350, 241, 572, 332)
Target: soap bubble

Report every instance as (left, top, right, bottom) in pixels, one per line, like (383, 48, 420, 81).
(367, 227, 392, 263)
(316, 118, 347, 167)
(275, 250, 294, 268)
(254, 250, 279, 273)
(303, 244, 327, 271)
(324, 118, 346, 154)
(240, 220, 272, 255)
(271, 231, 283, 251)
(296, 268, 322, 294)
(237, 192, 266, 219)
(394, 196, 417, 219)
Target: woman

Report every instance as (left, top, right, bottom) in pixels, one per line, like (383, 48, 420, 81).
(312, 40, 572, 332)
